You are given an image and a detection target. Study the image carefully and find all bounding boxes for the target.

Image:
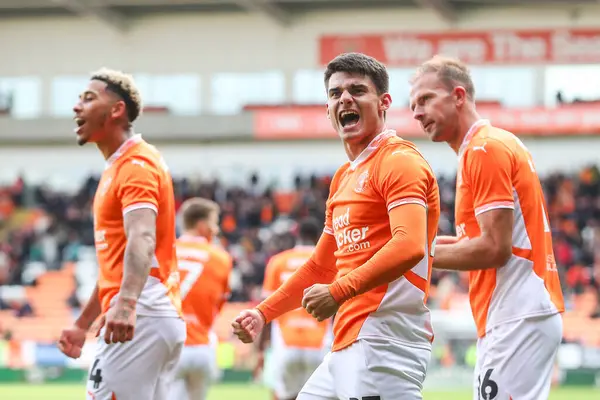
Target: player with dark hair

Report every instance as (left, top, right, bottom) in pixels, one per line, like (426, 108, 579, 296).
(233, 53, 441, 399)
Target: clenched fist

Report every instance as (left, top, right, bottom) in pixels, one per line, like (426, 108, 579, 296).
(231, 309, 266, 343)
(302, 284, 339, 321)
(58, 325, 87, 359)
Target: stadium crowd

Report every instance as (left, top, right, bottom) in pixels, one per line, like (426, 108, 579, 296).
(1, 164, 599, 318)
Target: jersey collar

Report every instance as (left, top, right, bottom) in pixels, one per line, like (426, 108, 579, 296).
(349, 129, 396, 170)
(105, 133, 143, 169)
(458, 119, 490, 159)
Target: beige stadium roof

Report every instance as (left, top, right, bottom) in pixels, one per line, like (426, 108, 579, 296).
(0, 0, 592, 30)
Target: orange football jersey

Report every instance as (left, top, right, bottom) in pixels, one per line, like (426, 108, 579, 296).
(176, 234, 232, 346)
(263, 246, 330, 349)
(455, 120, 565, 337)
(93, 134, 182, 317)
(323, 130, 439, 351)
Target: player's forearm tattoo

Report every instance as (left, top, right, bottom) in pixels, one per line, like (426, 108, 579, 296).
(116, 297, 137, 318)
(121, 208, 157, 302)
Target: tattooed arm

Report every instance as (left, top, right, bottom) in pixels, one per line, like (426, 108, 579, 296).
(120, 207, 157, 309)
(103, 208, 157, 344)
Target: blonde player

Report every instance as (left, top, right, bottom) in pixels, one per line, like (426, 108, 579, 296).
(259, 218, 332, 400)
(171, 198, 233, 400)
(57, 69, 186, 400)
(409, 56, 565, 400)
(232, 52, 441, 400)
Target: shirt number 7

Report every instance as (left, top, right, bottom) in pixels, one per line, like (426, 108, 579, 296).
(178, 260, 205, 300)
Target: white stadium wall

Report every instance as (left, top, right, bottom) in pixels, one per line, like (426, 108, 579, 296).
(1, 5, 600, 117)
(1, 5, 600, 190)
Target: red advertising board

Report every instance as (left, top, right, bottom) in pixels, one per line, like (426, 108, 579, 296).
(319, 29, 600, 66)
(253, 105, 600, 140)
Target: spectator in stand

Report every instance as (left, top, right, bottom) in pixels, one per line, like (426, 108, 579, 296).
(0, 165, 599, 317)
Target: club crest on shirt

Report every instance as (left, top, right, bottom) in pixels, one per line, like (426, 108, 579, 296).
(354, 170, 369, 193)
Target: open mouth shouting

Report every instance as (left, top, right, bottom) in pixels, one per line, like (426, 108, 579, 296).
(74, 117, 86, 134)
(339, 110, 360, 131)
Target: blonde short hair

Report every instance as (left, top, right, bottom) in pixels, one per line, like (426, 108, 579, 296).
(90, 67, 142, 123)
(181, 198, 220, 230)
(411, 55, 475, 100)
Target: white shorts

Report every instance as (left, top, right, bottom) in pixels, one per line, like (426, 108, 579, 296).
(171, 344, 218, 400)
(473, 313, 562, 400)
(272, 346, 326, 399)
(86, 316, 186, 400)
(298, 338, 431, 400)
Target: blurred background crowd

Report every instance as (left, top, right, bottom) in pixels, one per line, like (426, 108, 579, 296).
(1, 164, 599, 330)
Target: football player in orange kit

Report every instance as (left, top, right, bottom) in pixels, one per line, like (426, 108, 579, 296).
(409, 55, 565, 400)
(57, 68, 185, 400)
(232, 52, 441, 400)
(171, 197, 233, 400)
(258, 217, 332, 400)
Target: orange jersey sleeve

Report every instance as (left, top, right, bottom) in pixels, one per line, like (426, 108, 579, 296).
(329, 203, 427, 303)
(375, 147, 432, 211)
(117, 158, 161, 214)
(256, 168, 346, 323)
(94, 136, 181, 317)
(262, 247, 332, 349)
(463, 138, 515, 216)
(329, 150, 433, 303)
(322, 133, 439, 352)
(455, 123, 564, 337)
(256, 233, 338, 323)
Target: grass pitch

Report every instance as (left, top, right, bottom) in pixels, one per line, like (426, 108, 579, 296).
(0, 383, 598, 399)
